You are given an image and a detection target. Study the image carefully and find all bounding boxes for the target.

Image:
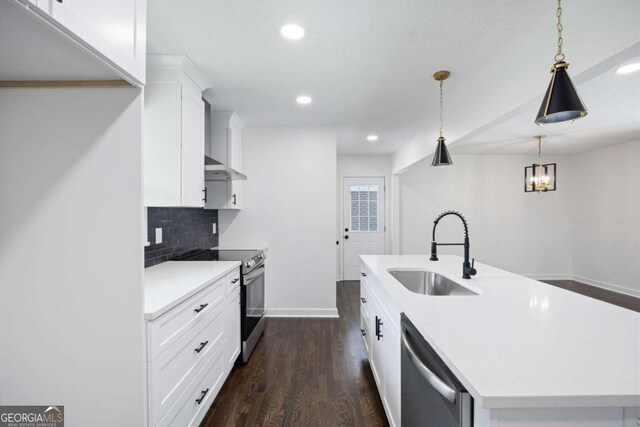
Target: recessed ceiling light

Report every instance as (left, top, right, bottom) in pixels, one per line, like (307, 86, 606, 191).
(296, 95, 312, 104)
(615, 62, 640, 75)
(281, 24, 305, 40)
(366, 135, 379, 142)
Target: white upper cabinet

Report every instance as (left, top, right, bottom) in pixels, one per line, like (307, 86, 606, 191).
(144, 55, 210, 207)
(210, 112, 243, 171)
(18, 0, 146, 85)
(205, 112, 245, 210)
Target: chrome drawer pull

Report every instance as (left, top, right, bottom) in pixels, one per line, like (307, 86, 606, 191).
(195, 388, 210, 405)
(194, 341, 209, 353)
(194, 303, 208, 313)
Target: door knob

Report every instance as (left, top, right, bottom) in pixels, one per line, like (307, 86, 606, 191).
(344, 235, 349, 239)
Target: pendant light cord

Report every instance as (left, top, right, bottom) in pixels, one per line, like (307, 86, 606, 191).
(439, 80, 444, 138)
(537, 135, 544, 165)
(555, 0, 565, 62)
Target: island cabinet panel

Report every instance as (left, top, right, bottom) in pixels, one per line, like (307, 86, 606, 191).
(26, 0, 146, 85)
(360, 276, 372, 354)
(360, 266, 401, 427)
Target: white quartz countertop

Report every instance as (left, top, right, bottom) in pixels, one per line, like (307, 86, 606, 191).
(144, 261, 241, 321)
(360, 255, 640, 409)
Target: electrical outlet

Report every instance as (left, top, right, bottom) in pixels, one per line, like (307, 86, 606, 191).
(155, 228, 162, 244)
(212, 223, 217, 234)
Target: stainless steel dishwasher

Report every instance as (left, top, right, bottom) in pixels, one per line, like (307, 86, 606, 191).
(401, 313, 472, 427)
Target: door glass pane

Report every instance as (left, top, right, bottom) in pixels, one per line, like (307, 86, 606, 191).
(351, 216, 359, 231)
(349, 184, 379, 232)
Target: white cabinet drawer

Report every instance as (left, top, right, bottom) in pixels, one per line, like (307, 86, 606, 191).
(148, 302, 224, 427)
(157, 347, 226, 427)
(225, 268, 241, 295)
(147, 279, 225, 361)
(360, 306, 370, 355)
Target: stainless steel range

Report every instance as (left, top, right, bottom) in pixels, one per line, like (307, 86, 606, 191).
(173, 248, 266, 364)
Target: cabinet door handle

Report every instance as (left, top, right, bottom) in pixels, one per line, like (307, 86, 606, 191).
(361, 328, 366, 336)
(194, 341, 209, 353)
(232, 193, 237, 206)
(361, 297, 366, 303)
(361, 272, 367, 277)
(202, 187, 207, 202)
(194, 303, 208, 313)
(231, 278, 239, 284)
(375, 316, 383, 340)
(195, 388, 210, 405)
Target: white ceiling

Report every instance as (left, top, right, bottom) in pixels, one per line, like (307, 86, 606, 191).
(147, 0, 640, 156)
(452, 59, 640, 155)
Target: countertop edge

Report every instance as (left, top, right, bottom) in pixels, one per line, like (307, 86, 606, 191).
(144, 261, 242, 321)
(479, 394, 640, 409)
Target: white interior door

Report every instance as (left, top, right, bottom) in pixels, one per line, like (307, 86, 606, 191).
(342, 177, 385, 280)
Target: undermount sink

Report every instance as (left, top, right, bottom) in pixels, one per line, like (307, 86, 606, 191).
(388, 270, 478, 296)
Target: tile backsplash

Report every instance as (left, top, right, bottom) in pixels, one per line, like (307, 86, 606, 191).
(145, 207, 218, 268)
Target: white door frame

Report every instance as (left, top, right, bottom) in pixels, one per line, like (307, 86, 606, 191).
(338, 176, 386, 281)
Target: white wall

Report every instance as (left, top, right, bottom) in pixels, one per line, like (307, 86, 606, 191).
(569, 141, 640, 296)
(336, 155, 393, 280)
(398, 154, 573, 278)
(219, 127, 338, 317)
(0, 88, 146, 426)
(397, 143, 640, 296)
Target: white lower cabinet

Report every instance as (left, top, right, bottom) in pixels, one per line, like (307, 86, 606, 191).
(360, 270, 401, 427)
(157, 347, 226, 427)
(224, 270, 241, 372)
(147, 267, 241, 427)
(382, 320, 401, 427)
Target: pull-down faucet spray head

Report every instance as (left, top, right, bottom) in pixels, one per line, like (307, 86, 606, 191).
(429, 210, 476, 279)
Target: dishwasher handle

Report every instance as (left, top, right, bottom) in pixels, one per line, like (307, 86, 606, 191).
(401, 328, 457, 404)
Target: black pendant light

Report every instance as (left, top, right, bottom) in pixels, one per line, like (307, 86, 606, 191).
(535, 0, 587, 125)
(431, 70, 453, 166)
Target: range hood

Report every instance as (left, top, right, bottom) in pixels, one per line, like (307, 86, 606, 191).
(204, 155, 247, 181)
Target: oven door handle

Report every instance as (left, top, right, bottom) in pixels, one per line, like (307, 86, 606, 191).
(244, 263, 265, 285)
(401, 328, 457, 404)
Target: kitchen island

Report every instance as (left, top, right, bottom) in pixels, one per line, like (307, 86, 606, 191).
(360, 255, 640, 427)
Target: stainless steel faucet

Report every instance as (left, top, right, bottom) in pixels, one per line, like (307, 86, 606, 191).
(430, 210, 477, 279)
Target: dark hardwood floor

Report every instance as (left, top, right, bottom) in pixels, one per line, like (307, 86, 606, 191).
(201, 281, 388, 427)
(541, 280, 640, 313)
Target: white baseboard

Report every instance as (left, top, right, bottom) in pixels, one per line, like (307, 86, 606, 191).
(524, 274, 640, 298)
(571, 275, 640, 298)
(265, 308, 339, 318)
